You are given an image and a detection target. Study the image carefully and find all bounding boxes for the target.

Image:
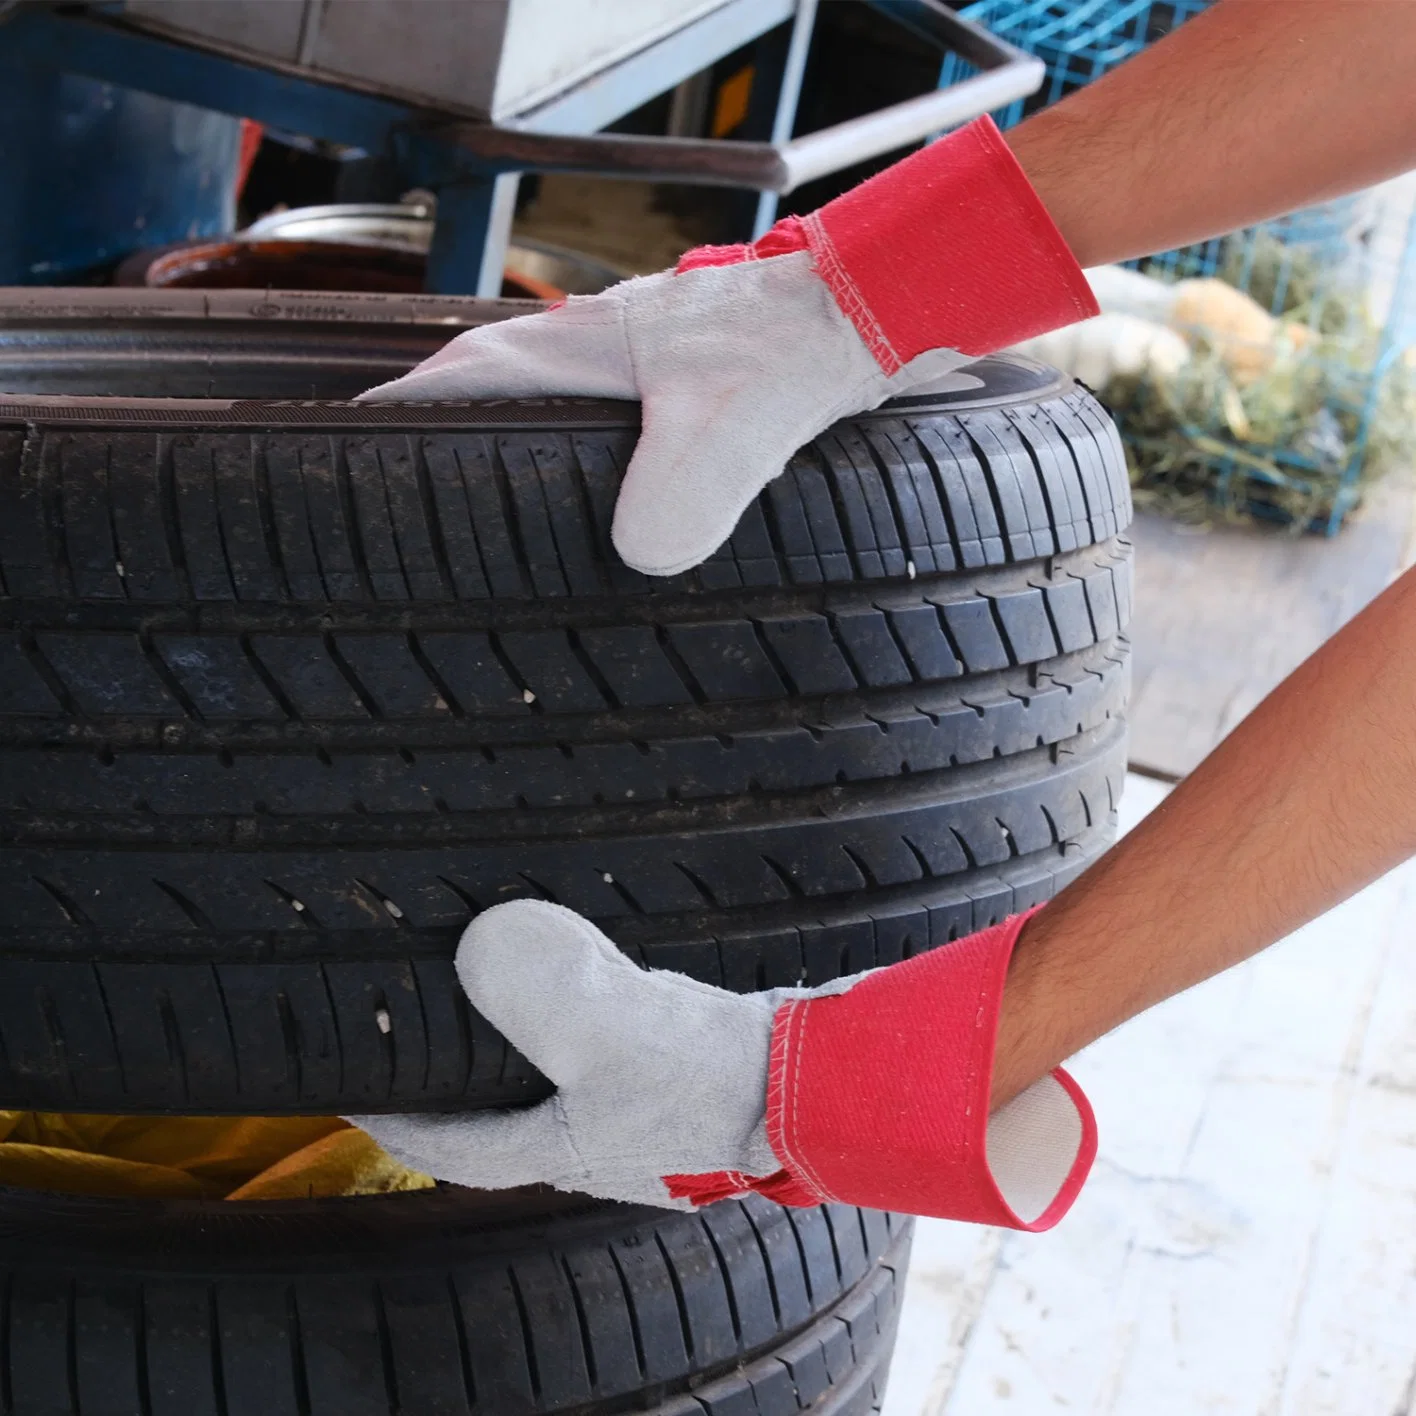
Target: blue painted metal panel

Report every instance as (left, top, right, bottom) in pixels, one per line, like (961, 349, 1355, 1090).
(0, 57, 240, 282)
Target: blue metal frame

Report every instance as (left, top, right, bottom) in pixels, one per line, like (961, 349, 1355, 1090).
(1, 1, 806, 293)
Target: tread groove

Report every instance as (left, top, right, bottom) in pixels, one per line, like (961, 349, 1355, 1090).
(654, 1229, 697, 1364)
(608, 1246, 648, 1380)
(286, 1285, 313, 1416)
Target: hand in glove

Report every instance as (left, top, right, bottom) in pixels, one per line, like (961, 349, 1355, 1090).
(357, 117, 1096, 576)
(349, 901, 1096, 1228)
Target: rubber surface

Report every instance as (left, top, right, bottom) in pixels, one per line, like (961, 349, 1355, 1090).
(0, 1183, 909, 1416)
(0, 356, 1132, 1114)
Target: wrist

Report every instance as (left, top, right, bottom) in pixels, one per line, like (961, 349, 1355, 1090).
(990, 907, 1094, 1111)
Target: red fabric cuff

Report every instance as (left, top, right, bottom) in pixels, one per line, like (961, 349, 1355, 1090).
(803, 116, 1097, 373)
(667, 909, 1097, 1229)
(765, 909, 1095, 1229)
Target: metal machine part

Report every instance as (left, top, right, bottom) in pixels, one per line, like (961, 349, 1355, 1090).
(117, 0, 741, 123)
(4, 0, 1041, 294)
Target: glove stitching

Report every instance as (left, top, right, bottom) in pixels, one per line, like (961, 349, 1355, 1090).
(769, 999, 834, 1203)
(803, 212, 903, 376)
(614, 291, 643, 393)
(550, 1094, 597, 1189)
(787, 1001, 841, 1201)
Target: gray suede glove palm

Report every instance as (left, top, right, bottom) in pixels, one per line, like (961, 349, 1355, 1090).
(348, 901, 804, 1208)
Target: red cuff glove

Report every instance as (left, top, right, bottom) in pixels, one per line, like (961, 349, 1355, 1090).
(360, 118, 1097, 577)
(678, 116, 1096, 371)
(352, 904, 1096, 1231)
(667, 909, 1095, 1229)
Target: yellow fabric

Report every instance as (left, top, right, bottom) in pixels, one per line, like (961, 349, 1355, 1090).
(0, 1112, 434, 1201)
(226, 1127, 435, 1200)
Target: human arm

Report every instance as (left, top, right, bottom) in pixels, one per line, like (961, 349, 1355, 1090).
(1010, 0, 1416, 267)
(994, 559, 1416, 1106)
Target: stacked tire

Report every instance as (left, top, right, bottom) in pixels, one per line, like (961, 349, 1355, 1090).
(0, 290, 1131, 1415)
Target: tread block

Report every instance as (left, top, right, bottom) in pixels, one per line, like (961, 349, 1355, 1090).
(94, 963, 240, 1107)
(74, 1282, 145, 1416)
(937, 600, 1010, 673)
(333, 634, 445, 717)
(290, 435, 366, 600)
(0, 429, 61, 595)
(1044, 578, 1095, 652)
(990, 588, 1058, 664)
(108, 433, 184, 601)
(666, 622, 787, 702)
(345, 438, 413, 601)
(498, 630, 608, 713)
(0, 637, 63, 714)
(8, 1275, 75, 1416)
(418, 632, 529, 715)
(249, 635, 368, 719)
(36, 633, 175, 716)
(144, 1281, 224, 1416)
(860, 424, 939, 574)
(963, 410, 1052, 558)
(831, 610, 912, 687)
(886, 604, 961, 679)
(442, 436, 531, 599)
(530, 438, 606, 597)
(215, 1283, 306, 1416)
(758, 615, 858, 695)
(499, 437, 571, 598)
(293, 1279, 391, 1416)
(819, 429, 907, 578)
(574, 625, 695, 708)
(59, 432, 126, 600)
(907, 421, 986, 568)
(788, 453, 854, 581)
(378, 1275, 476, 1416)
(263, 441, 329, 601)
(155, 636, 285, 719)
(454, 1267, 538, 1411)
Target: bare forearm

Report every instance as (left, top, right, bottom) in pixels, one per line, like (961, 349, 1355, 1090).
(1008, 0, 1416, 267)
(994, 562, 1416, 1107)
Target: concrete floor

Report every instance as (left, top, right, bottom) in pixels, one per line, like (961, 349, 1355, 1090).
(1128, 472, 1416, 779)
(884, 772, 1416, 1416)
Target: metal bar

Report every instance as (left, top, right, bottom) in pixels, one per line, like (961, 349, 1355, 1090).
(441, 0, 1041, 193)
(752, 0, 819, 238)
(438, 126, 789, 189)
(476, 173, 522, 299)
(442, 51, 1040, 193)
(776, 61, 1041, 189)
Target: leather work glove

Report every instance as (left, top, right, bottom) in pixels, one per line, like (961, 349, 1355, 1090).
(358, 116, 1097, 577)
(349, 901, 1096, 1229)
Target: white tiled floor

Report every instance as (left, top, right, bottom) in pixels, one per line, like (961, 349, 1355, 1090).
(883, 773, 1416, 1416)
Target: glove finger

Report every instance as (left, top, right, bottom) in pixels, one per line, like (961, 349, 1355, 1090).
(346, 1100, 580, 1192)
(355, 293, 636, 402)
(455, 901, 689, 1082)
(611, 382, 836, 578)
